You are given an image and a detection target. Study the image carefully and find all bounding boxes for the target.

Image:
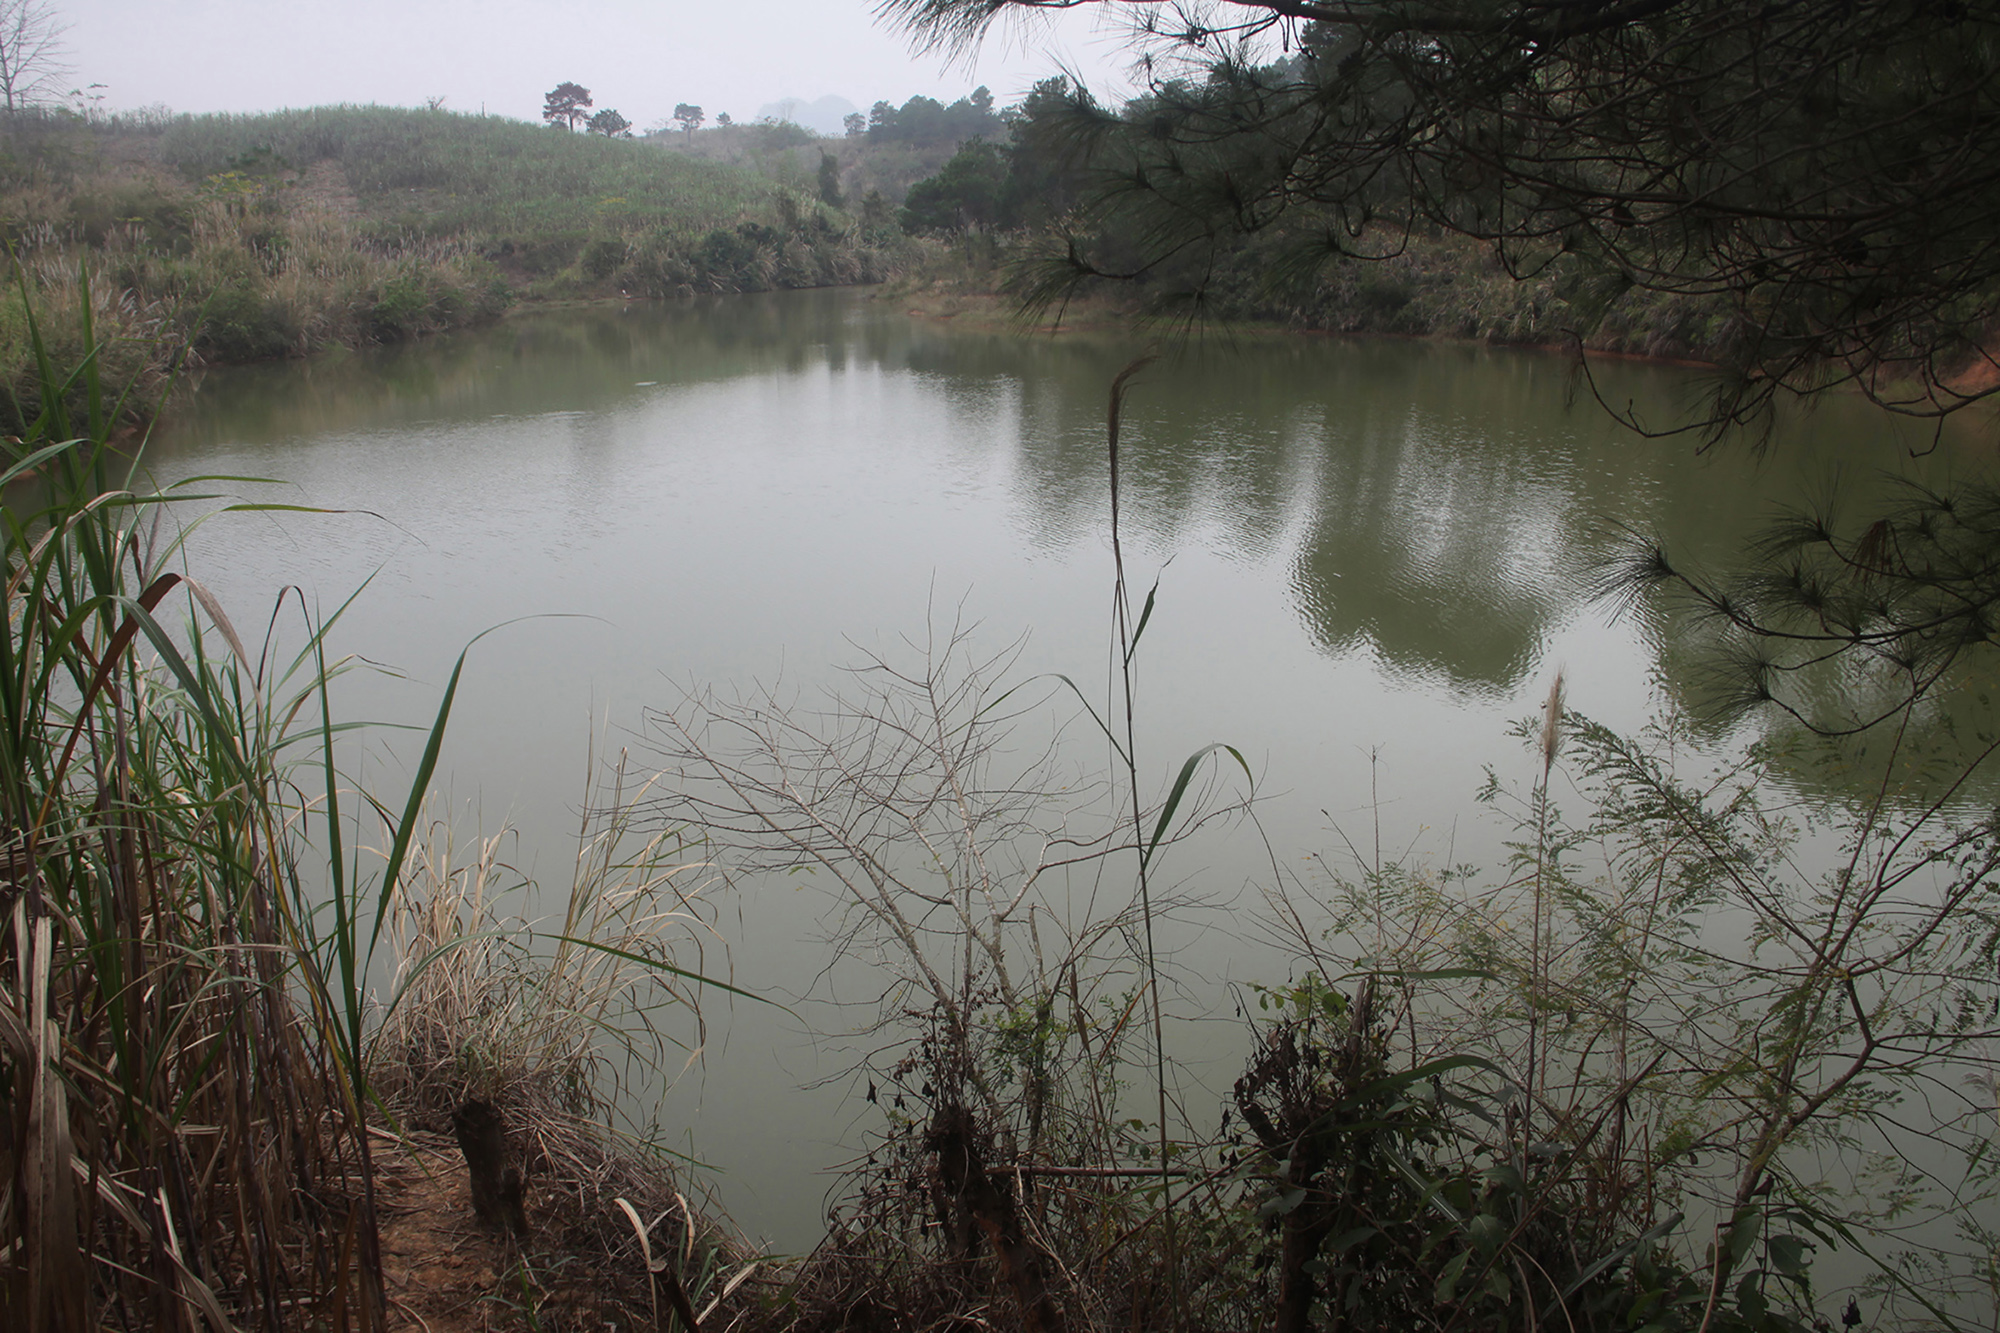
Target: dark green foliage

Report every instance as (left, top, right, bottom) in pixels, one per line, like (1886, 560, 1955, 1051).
(580, 236, 627, 280)
(1001, 77, 1091, 228)
(900, 140, 1009, 234)
(890, 0, 2000, 438)
(892, 77, 1101, 237)
(866, 88, 1003, 146)
(365, 269, 475, 339)
(1231, 980, 1668, 1333)
(543, 81, 591, 131)
(817, 150, 844, 209)
(860, 189, 891, 232)
(197, 280, 300, 359)
(613, 217, 881, 296)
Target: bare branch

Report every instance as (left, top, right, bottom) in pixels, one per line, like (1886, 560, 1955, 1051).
(0, 0, 70, 114)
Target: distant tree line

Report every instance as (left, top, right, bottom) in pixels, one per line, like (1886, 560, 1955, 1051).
(618, 77, 1083, 238)
(896, 78, 1084, 234)
(862, 87, 999, 146)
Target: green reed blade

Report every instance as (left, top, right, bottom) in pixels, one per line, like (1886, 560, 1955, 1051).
(1143, 742, 1252, 873)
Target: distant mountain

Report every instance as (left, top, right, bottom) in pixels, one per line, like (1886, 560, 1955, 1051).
(752, 95, 859, 137)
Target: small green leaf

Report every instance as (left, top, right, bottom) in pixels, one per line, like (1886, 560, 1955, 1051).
(1768, 1233, 1809, 1278)
(1469, 1212, 1507, 1256)
(1726, 1208, 1761, 1271)
(1143, 742, 1254, 872)
(1735, 1273, 1768, 1323)
(1434, 1250, 1471, 1303)
(1125, 576, 1160, 664)
(1257, 1186, 1308, 1220)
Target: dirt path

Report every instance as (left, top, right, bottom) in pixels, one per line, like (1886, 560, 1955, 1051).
(290, 159, 362, 219)
(373, 1135, 528, 1332)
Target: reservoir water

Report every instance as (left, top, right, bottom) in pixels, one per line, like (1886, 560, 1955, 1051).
(143, 287, 1982, 1250)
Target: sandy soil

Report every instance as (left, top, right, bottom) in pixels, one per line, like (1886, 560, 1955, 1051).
(373, 1135, 533, 1333)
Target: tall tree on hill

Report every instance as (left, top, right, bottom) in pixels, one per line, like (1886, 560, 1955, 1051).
(673, 102, 704, 140)
(863, 89, 1003, 146)
(0, 0, 70, 114)
(541, 81, 591, 131)
(898, 139, 1010, 234)
(817, 151, 845, 209)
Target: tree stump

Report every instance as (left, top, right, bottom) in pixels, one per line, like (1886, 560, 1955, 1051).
(451, 1100, 528, 1236)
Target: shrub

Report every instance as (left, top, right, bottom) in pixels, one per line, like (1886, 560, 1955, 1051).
(580, 235, 626, 280)
(196, 278, 299, 359)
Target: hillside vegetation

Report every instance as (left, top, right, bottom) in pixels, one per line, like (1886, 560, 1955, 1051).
(653, 87, 1010, 239)
(0, 105, 898, 427)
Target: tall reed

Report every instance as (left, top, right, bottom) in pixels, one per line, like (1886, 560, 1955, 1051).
(0, 268, 396, 1327)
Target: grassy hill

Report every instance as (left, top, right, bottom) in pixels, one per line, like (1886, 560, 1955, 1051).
(653, 119, 968, 220)
(152, 106, 780, 243)
(0, 105, 902, 427)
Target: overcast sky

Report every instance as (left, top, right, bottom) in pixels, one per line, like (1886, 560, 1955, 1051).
(64, 0, 1144, 130)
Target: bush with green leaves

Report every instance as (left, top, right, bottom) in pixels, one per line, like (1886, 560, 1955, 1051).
(1254, 699, 2000, 1330)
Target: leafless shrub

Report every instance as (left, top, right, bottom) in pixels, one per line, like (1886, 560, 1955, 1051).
(640, 619, 1256, 1330)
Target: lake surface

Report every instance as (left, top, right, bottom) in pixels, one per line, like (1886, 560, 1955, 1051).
(145, 288, 1984, 1249)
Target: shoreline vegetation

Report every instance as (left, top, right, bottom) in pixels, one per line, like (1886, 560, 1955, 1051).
(10, 283, 2000, 1331)
(8, 50, 2000, 1325)
(881, 228, 1738, 368)
(1, 97, 1754, 436)
(0, 104, 901, 429)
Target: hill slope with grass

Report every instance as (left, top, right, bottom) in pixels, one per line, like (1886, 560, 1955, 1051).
(0, 105, 902, 427)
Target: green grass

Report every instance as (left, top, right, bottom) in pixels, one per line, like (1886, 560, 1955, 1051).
(153, 105, 780, 238)
(0, 105, 908, 425)
(0, 269, 393, 1326)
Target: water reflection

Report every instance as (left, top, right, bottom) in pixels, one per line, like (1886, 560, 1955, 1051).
(160, 290, 1975, 720)
(145, 288, 2000, 1248)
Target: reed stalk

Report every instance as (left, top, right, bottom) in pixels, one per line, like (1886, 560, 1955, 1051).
(1103, 355, 1181, 1317)
(1525, 668, 1563, 1132)
(0, 262, 392, 1328)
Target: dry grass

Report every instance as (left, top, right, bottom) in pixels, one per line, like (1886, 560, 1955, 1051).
(366, 755, 764, 1331)
(0, 288, 392, 1327)
(0, 283, 765, 1330)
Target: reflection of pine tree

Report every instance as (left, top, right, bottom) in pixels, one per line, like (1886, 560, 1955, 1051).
(891, 0, 2000, 722)
(892, 1, 2000, 435)
(1611, 477, 2000, 735)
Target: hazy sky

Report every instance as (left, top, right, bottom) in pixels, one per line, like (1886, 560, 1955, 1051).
(65, 1, 1144, 130)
